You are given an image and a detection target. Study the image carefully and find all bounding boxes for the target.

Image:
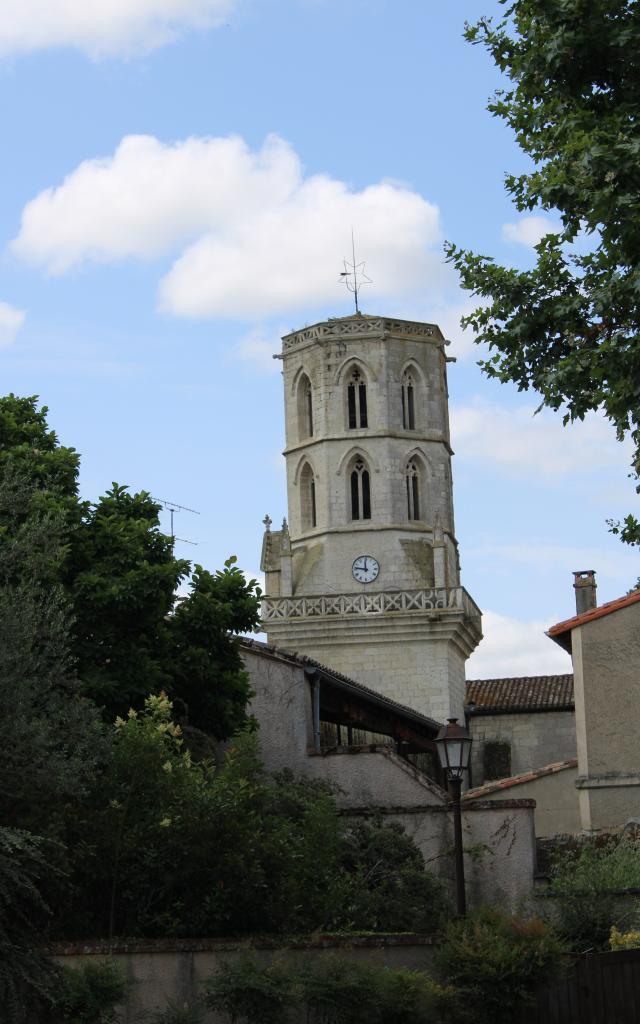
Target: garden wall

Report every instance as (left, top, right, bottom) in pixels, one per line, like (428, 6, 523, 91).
(52, 936, 438, 1023)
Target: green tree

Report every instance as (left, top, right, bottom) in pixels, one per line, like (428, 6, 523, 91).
(0, 459, 105, 836)
(57, 695, 448, 941)
(0, 395, 261, 737)
(446, 0, 640, 546)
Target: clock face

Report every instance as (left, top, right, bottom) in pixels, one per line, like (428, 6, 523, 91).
(352, 555, 380, 584)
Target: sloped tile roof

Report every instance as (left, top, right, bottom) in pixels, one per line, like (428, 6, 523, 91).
(464, 758, 578, 800)
(548, 590, 640, 652)
(465, 675, 574, 714)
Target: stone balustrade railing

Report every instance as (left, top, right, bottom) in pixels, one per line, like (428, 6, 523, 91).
(261, 587, 481, 622)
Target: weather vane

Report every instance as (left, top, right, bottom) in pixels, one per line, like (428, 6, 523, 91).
(339, 231, 371, 314)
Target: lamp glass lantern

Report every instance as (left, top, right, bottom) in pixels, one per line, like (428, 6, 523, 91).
(435, 718, 472, 780)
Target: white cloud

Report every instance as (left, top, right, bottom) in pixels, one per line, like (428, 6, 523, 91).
(231, 327, 281, 374)
(0, 0, 236, 59)
(12, 133, 447, 321)
(466, 609, 572, 679)
(451, 399, 629, 479)
(0, 301, 26, 348)
(501, 214, 560, 248)
(469, 542, 635, 586)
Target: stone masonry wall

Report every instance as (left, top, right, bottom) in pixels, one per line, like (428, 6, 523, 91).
(469, 710, 577, 786)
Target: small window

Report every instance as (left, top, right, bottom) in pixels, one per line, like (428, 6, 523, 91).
(350, 459, 371, 521)
(406, 460, 420, 520)
(402, 371, 416, 430)
(347, 368, 368, 429)
(483, 741, 511, 782)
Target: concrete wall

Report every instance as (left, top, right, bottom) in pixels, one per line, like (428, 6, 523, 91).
(52, 937, 439, 1024)
(573, 601, 640, 830)
(469, 710, 576, 786)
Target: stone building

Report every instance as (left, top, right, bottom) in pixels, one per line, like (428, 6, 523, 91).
(465, 573, 640, 837)
(260, 313, 481, 723)
(547, 576, 640, 831)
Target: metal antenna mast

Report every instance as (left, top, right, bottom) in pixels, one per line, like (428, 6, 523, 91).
(155, 498, 200, 547)
(339, 230, 372, 314)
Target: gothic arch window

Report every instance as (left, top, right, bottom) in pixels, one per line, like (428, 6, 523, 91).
(406, 459, 421, 521)
(296, 373, 313, 440)
(350, 458, 371, 521)
(402, 370, 416, 430)
(300, 461, 317, 530)
(347, 367, 368, 429)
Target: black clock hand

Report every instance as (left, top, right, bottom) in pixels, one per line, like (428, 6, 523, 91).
(363, 558, 368, 572)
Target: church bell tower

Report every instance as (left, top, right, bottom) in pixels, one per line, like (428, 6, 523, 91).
(260, 313, 482, 723)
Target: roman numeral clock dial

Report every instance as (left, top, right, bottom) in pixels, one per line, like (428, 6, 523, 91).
(352, 555, 380, 584)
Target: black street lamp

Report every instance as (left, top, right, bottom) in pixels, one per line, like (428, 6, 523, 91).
(435, 717, 473, 916)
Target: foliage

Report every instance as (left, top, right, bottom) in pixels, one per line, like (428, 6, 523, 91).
(56, 696, 447, 940)
(610, 925, 640, 950)
(0, 827, 62, 1023)
(204, 956, 455, 1024)
(546, 833, 640, 949)
(339, 818, 449, 933)
(0, 460, 106, 836)
(67, 485, 259, 736)
(44, 959, 128, 1024)
(446, 0, 640, 546)
(147, 1000, 205, 1024)
(0, 394, 261, 739)
(204, 957, 292, 1024)
(436, 908, 566, 1024)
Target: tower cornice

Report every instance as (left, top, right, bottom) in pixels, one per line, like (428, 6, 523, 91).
(281, 315, 446, 354)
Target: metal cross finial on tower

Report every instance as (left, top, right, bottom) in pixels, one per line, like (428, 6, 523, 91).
(339, 230, 371, 314)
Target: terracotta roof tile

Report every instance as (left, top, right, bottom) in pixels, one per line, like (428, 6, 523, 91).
(464, 758, 578, 800)
(547, 590, 640, 651)
(465, 675, 574, 714)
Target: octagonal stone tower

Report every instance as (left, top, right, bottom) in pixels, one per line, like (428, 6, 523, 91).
(260, 313, 482, 722)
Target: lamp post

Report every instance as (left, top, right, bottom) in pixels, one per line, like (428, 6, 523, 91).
(435, 717, 473, 916)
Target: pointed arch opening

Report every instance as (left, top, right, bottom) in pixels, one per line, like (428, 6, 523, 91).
(346, 366, 368, 429)
(296, 372, 313, 440)
(348, 456, 371, 521)
(405, 459, 421, 521)
(401, 369, 416, 430)
(299, 461, 317, 530)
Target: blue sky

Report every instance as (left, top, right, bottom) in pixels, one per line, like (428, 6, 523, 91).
(1, 0, 637, 677)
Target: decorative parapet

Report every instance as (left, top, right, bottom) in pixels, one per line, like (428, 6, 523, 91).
(281, 317, 439, 353)
(262, 586, 481, 622)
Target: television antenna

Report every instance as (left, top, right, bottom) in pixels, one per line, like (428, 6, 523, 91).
(339, 230, 371, 314)
(155, 498, 200, 547)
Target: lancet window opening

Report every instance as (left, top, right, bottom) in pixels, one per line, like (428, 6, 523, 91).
(350, 459, 371, 521)
(406, 460, 421, 521)
(347, 368, 368, 429)
(300, 462, 317, 530)
(297, 373, 314, 440)
(402, 370, 416, 430)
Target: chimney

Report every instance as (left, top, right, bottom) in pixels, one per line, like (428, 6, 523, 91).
(573, 570, 597, 615)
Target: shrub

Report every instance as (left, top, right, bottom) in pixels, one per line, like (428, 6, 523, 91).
(205, 956, 456, 1024)
(147, 998, 205, 1023)
(436, 909, 566, 1024)
(338, 818, 449, 933)
(204, 957, 292, 1024)
(546, 834, 640, 950)
(0, 827, 63, 1023)
(610, 925, 640, 950)
(45, 959, 127, 1024)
